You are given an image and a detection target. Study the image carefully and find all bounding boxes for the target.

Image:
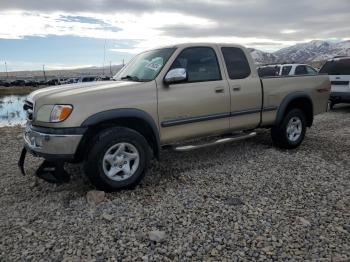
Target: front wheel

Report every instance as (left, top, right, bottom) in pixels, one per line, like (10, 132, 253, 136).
(271, 109, 307, 149)
(84, 127, 151, 191)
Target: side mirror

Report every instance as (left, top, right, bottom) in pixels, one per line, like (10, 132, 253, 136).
(164, 68, 187, 85)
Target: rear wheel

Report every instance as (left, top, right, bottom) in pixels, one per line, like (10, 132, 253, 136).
(84, 127, 150, 191)
(271, 109, 307, 149)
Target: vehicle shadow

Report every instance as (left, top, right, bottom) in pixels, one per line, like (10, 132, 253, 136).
(57, 131, 273, 193)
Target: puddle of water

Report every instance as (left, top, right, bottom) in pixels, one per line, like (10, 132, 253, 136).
(0, 95, 27, 127)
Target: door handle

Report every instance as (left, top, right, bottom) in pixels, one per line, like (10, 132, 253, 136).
(232, 85, 241, 91)
(215, 87, 225, 93)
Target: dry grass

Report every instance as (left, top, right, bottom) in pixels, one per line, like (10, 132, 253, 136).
(0, 86, 41, 96)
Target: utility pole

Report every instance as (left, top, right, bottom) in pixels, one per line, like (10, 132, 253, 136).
(102, 39, 106, 76)
(5, 61, 8, 80)
(42, 65, 47, 81)
(122, 58, 125, 67)
(109, 61, 112, 77)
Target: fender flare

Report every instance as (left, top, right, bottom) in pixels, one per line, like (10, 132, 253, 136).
(275, 91, 314, 126)
(81, 108, 160, 159)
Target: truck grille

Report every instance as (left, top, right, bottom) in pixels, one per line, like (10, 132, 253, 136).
(23, 100, 34, 121)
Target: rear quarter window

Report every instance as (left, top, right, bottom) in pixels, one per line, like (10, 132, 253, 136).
(221, 47, 251, 79)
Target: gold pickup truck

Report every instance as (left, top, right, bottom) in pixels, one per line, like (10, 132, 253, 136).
(19, 43, 330, 191)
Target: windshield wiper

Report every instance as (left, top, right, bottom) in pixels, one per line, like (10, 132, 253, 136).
(120, 75, 141, 81)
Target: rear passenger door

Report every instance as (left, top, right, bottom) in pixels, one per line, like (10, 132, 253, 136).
(219, 46, 262, 130)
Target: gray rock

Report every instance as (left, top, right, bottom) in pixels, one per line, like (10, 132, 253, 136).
(149, 230, 166, 243)
(102, 213, 113, 221)
(224, 197, 245, 206)
(86, 190, 105, 206)
(296, 216, 311, 227)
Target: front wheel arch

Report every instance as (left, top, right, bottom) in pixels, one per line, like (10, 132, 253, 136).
(75, 109, 160, 162)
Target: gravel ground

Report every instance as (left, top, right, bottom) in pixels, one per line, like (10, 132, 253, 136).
(0, 106, 349, 261)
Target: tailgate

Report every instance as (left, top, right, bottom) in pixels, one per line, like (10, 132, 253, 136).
(329, 75, 350, 93)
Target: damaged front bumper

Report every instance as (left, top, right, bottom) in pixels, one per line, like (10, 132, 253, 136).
(18, 124, 86, 182)
(22, 124, 85, 160)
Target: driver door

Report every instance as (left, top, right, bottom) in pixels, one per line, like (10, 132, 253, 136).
(157, 46, 230, 144)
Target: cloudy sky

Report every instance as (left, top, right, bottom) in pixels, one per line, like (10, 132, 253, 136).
(0, 0, 349, 71)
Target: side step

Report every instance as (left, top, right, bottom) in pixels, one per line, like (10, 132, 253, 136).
(173, 132, 257, 152)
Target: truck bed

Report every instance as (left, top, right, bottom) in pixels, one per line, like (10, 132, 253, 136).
(260, 74, 330, 126)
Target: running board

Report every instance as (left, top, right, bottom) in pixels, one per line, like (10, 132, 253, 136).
(173, 132, 257, 152)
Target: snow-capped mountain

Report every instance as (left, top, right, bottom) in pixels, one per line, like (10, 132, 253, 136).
(248, 48, 277, 64)
(250, 40, 350, 64)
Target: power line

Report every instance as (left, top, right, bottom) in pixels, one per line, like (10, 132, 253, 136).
(102, 39, 106, 76)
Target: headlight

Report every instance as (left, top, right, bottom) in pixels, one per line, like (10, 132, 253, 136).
(36, 104, 73, 123)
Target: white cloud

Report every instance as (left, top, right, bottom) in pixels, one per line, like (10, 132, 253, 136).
(0, 0, 349, 56)
(281, 29, 297, 34)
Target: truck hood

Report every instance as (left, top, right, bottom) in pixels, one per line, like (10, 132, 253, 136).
(27, 81, 143, 103)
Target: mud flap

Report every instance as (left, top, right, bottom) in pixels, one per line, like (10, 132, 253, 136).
(36, 161, 70, 184)
(18, 147, 70, 184)
(18, 147, 27, 176)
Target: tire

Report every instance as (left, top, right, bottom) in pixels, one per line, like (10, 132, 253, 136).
(271, 109, 307, 149)
(84, 127, 151, 191)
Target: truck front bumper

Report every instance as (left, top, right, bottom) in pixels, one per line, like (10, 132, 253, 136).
(23, 124, 86, 161)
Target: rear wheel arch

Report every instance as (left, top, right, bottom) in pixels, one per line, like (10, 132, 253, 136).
(276, 92, 314, 127)
(76, 109, 160, 161)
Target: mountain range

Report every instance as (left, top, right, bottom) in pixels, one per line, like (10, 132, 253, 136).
(250, 40, 350, 65)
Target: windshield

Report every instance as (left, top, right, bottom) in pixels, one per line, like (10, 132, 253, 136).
(114, 48, 176, 81)
(319, 59, 350, 75)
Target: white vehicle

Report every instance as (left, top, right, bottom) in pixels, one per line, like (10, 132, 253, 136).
(319, 56, 350, 109)
(258, 64, 318, 77)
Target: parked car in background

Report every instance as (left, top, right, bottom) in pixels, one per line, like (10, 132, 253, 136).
(20, 43, 330, 191)
(38, 80, 47, 86)
(319, 56, 350, 109)
(59, 78, 70, 85)
(79, 76, 97, 83)
(25, 80, 39, 87)
(97, 76, 111, 81)
(68, 78, 80, 84)
(1, 80, 11, 87)
(46, 79, 59, 86)
(258, 64, 318, 77)
(11, 80, 26, 86)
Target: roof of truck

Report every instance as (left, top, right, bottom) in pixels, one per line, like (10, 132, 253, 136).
(150, 42, 246, 50)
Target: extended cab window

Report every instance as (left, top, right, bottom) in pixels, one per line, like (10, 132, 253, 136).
(295, 65, 307, 75)
(282, 66, 292, 76)
(170, 47, 221, 82)
(221, 47, 251, 79)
